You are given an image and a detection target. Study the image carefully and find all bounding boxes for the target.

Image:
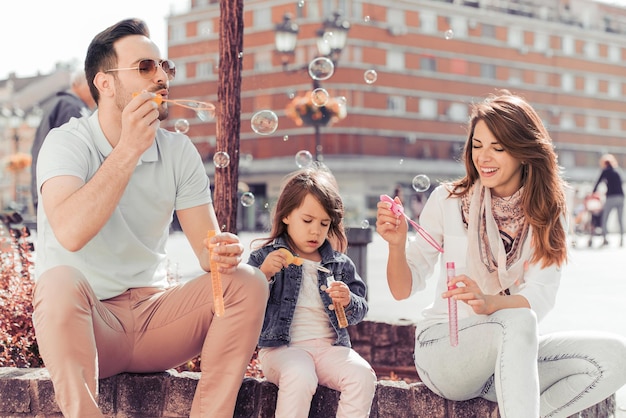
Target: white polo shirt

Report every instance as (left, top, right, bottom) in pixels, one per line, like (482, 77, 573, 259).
(35, 110, 212, 299)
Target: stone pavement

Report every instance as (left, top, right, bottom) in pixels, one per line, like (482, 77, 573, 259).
(166, 230, 626, 415)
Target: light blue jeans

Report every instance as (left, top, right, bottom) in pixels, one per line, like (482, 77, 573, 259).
(413, 308, 626, 418)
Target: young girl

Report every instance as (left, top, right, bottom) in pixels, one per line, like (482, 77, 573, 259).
(248, 164, 376, 418)
(376, 91, 626, 418)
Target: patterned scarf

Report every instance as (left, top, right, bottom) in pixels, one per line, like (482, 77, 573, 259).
(461, 181, 530, 295)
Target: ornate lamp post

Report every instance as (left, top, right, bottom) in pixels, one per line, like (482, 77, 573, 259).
(274, 11, 350, 161)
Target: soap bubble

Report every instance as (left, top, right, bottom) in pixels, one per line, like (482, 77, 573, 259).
(364, 69, 378, 84)
(308, 57, 335, 81)
(240, 192, 255, 207)
(283, 135, 289, 141)
(361, 219, 370, 229)
(444, 29, 454, 40)
(311, 88, 329, 107)
(295, 150, 313, 168)
(251, 110, 279, 135)
(174, 119, 190, 134)
(213, 151, 230, 168)
(364, 16, 371, 23)
(412, 174, 431, 192)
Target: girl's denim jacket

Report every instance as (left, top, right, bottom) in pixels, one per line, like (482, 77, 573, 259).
(247, 236, 368, 348)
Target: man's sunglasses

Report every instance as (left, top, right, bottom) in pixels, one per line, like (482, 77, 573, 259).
(106, 59, 176, 80)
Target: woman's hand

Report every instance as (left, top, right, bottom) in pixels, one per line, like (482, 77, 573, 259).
(443, 274, 493, 315)
(204, 232, 244, 275)
(326, 281, 351, 307)
(443, 274, 530, 315)
(376, 198, 408, 246)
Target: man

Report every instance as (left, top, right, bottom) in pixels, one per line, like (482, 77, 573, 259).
(32, 18, 268, 418)
(30, 69, 96, 211)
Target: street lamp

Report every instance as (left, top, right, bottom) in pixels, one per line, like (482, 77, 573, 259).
(274, 11, 350, 161)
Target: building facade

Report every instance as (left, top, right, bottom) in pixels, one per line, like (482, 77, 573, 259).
(165, 0, 626, 230)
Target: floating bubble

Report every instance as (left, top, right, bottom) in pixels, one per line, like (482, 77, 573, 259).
(412, 174, 431, 192)
(283, 135, 289, 141)
(297, 0, 305, 7)
(364, 16, 371, 23)
(295, 150, 314, 168)
(337, 96, 347, 106)
(361, 219, 370, 229)
(323, 32, 334, 45)
(251, 110, 279, 135)
(364, 69, 378, 84)
(311, 88, 329, 107)
(287, 89, 297, 99)
(308, 57, 335, 81)
(240, 192, 255, 207)
(213, 151, 230, 168)
(399, 159, 404, 165)
(238, 51, 244, 59)
(444, 29, 454, 40)
(174, 119, 190, 134)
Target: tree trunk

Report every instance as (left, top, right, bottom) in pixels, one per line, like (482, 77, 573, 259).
(215, 0, 243, 233)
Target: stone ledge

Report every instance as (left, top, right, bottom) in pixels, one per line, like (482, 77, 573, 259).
(0, 367, 615, 417)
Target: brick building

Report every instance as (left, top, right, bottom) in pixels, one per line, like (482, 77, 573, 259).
(165, 0, 626, 230)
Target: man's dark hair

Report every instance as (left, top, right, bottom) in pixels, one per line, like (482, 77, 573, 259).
(84, 18, 150, 103)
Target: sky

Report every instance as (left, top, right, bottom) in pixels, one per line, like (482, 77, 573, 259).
(1, 0, 182, 80)
(3, 0, 626, 81)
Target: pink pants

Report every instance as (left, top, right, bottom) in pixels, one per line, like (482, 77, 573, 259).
(32, 264, 268, 418)
(258, 339, 377, 418)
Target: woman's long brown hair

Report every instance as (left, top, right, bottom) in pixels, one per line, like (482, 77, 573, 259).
(450, 91, 568, 267)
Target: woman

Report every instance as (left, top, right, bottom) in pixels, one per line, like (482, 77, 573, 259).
(376, 91, 626, 418)
(592, 153, 624, 247)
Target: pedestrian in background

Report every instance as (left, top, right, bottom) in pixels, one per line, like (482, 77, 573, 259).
(30, 69, 96, 211)
(592, 153, 624, 247)
(377, 91, 626, 418)
(248, 164, 376, 418)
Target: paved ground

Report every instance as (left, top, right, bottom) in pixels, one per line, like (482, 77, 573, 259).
(166, 229, 626, 415)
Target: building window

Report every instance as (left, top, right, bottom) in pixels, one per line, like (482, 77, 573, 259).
(419, 98, 438, 119)
(387, 95, 406, 112)
(254, 51, 271, 72)
(253, 8, 272, 29)
(480, 63, 496, 79)
(562, 35, 575, 56)
(561, 73, 574, 92)
(584, 76, 597, 95)
(449, 16, 468, 39)
(387, 8, 405, 27)
(608, 79, 620, 98)
(198, 20, 213, 37)
(482, 23, 496, 39)
(197, 61, 213, 78)
(509, 68, 522, 85)
(608, 44, 620, 62)
(507, 26, 523, 48)
(534, 32, 549, 52)
(447, 102, 467, 122)
(420, 56, 436, 72)
(585, 115, 598, 132)
(584, 41, 598, 59)
(560, 112, 575, 130)
(420, 10, 438, 34)
(171, 23, 186, 42)
(387, 50, 405, 70)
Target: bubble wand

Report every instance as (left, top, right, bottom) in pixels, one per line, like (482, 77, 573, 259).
(379, 194, 444, 253)
(446, 262, 459, 346)
(133, 93, 215, 117)
(207, 230, 225, 317)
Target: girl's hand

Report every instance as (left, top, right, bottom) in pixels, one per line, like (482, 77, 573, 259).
(259, 249, 289, 281)
(204, 232, 244, 275)
(325, 281, 351, 307)
(376, 198, 408, 246)
(442, 274, 493, 315)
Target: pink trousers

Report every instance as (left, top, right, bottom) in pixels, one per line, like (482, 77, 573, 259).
(258, 338, 377, 418)
(32, 264, 268, 418)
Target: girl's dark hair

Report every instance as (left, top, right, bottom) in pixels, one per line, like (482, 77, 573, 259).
(254, 163, 347, 253)
(84, 18, 150, 103)
(450, 90, 567, 267)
